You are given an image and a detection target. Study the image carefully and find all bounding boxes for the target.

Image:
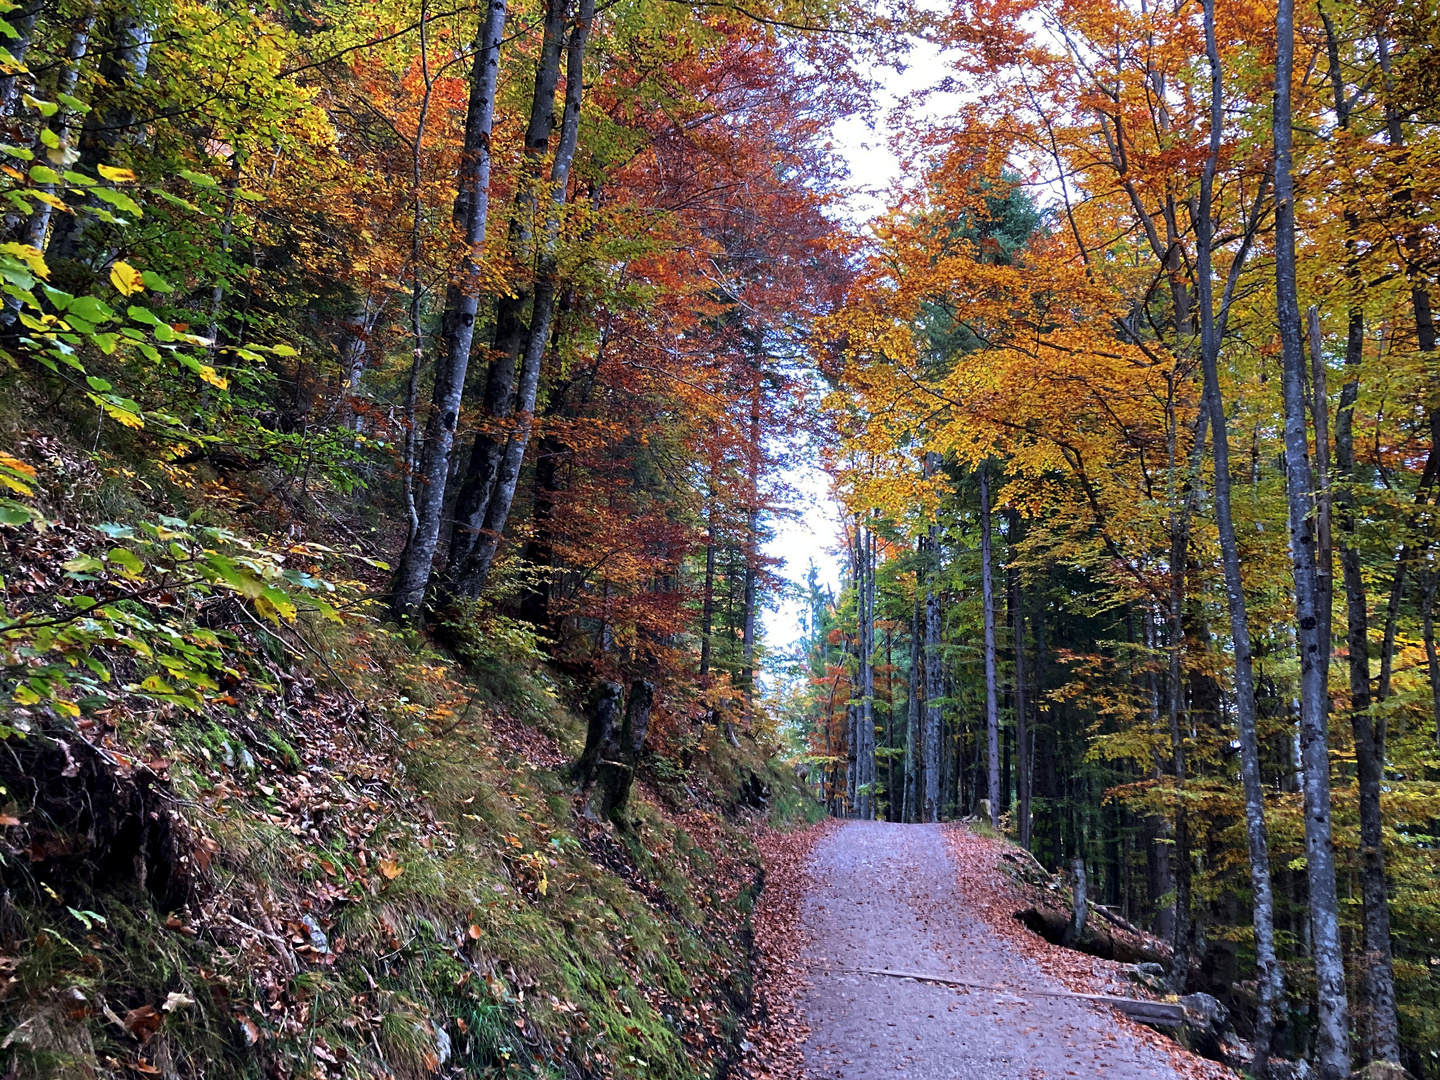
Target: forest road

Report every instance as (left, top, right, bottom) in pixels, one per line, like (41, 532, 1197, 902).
(797, 821, 1183, 1080)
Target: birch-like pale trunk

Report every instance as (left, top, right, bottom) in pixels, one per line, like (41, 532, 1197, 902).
(21, 9, 96, 252)
(387, 0, 508, 619)
(923, 526, 943, 823)
(1008, 509, 1030, 850)
(1192, 2, 1282, 1068)
(979, 464, 1000, 832)
(445, 0, 594, 599)
(444, 0, 568, 579)
(1276, 2, 1351, 1070)
(0, 2, 39, 113)
(905, 554, 922, 823)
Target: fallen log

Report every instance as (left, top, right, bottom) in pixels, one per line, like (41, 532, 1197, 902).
(1015, 905, 1167, 965)
(844, 967, 1185, 1027)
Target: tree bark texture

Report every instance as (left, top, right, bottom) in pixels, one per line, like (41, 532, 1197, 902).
(442, 0, 569, 590)
(387, 0, 508, 619)
(1008, 509, 1030, 848)
(444, 0, 594, 599)
(1275, 4, 1351, 1069)
(980, 465, 1001, 832)
(1194, 5, 1283, 1067)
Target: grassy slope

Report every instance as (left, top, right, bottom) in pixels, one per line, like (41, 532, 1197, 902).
(0, 433, 820, 1080)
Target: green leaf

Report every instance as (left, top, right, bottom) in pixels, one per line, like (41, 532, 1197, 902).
(68, 295, 114, 324)
(67, 907, 106, 930)
(93, 187, 143, 217)
(0, 498, 44, 529)
(85, 375, 112, 392)
(39, 128, 59, 149)
(27, 164, 61, 184)
(20, 94, 56, 117)
(139, 271, 173, 293)
(40, 284, 73, 310)
(153, 190, 202, 213)
(178, 168, 218, 187)
(62, 169, 95, 185)
(61, 554, 104, 574)
(55, 93, 89, 114)
(106, 547, 144, 578)
(0, 143, 32, 160)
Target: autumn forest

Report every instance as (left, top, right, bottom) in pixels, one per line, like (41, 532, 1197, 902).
(0, 0, 1436, 1076)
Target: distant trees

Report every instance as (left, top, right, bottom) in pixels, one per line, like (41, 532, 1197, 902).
(796, 0, 1440, 1075)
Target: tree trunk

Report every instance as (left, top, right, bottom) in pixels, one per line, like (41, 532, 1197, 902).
(387, 0, 508, 619)
(1425, 575, 1440, 753)
(444, 0, 593, 599)
(699, 508, 717, 681)
(1064, 856, 1088, 947)
(1276, 4, 1351, 1070)
(1194, 4, 1283, 1067)
(905, 566, 922, 823)
(45, 13, 155, 268)
(0, 1, 40, 113)
(572, 680, 651, 823)
(924, 527, 944, 823)
(445, 0, 568, 576)
(980, 464, 1001, 831)
(20, 10, 96, 253)
(1008, 509, 1031, 848)
(517, 431, 562, 631)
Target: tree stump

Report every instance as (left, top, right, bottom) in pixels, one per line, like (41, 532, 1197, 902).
(572, 679, 653, 823)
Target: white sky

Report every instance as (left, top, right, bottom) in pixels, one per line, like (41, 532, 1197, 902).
(760, 36, 956, 655)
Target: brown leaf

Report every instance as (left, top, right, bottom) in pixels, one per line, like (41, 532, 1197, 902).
(122, 1004, 161, 1042)
(377, 858, 402, 881)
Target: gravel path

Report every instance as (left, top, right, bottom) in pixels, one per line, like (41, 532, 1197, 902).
(798, 821, 1184, 1080)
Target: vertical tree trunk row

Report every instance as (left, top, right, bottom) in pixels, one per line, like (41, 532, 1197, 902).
(1275, 4, 1351, 1071)
(388, 0, 509, 619)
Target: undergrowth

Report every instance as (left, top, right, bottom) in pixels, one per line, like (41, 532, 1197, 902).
(0, 431, 819, 1080)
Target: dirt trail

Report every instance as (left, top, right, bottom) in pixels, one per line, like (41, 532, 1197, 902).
(798, 821, 1183, 1080)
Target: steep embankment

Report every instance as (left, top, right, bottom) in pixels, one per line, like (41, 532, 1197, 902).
(0, 443, 817, 1080)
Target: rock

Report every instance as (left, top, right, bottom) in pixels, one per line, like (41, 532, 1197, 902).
(997, 846, 1052, 888)
(1124, 962, 1168, 993)
(1178, 992, 1230, 1060)
(300, 914, 329, 954)
(1267, 1060, 1313, 1080)
(433, 1022, 452, 1066)
(1351, 1064, 1412, 1080)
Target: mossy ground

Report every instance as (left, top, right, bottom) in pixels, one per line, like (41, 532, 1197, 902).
(0, 565, 816, 1080)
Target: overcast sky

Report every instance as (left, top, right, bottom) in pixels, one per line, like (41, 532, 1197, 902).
(759, 35, 956, 657)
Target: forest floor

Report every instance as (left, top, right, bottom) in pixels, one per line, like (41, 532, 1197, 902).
(755, 820, 1235, 1080)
